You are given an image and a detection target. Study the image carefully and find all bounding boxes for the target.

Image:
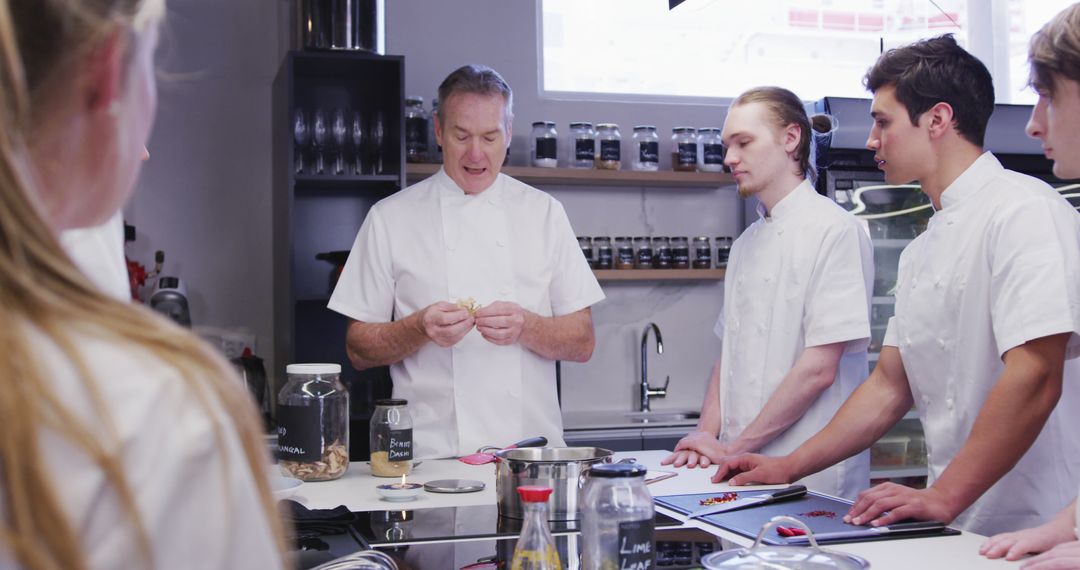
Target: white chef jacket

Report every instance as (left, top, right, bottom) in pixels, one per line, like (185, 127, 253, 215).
(715, 180, 874, 500)
(0, 323, 283, 569)
(60, 212, 131, 301)
(328, 168, 604, 458)
(884, 152, 1080, 536)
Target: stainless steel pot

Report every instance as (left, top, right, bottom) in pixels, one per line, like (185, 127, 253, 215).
(494, 447, 614, 521)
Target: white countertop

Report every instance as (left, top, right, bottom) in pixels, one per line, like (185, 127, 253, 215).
(289, 450, 1019, 569)
(561, 410, 699, 430)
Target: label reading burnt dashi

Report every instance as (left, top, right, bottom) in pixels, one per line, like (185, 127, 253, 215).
(536, 138, 558, 160)
(575, 139, 595, 161)
(388, 428, 413, 461)
(618, 520, 655, 568)
(703, 143, 724, 165)
(677, 142, 697, 166)
(277, 404, 322, 462)
(599, 140, 621, 162)
(638, 141, 659, 164)
(405, 117, 428, 152)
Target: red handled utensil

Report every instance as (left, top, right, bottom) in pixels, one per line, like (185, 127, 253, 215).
(457, 436, 548, 465)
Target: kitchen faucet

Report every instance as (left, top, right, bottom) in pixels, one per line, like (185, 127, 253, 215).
(640, 322, 670, 412)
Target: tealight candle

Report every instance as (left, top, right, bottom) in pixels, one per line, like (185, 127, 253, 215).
(376, 474, 423, 501)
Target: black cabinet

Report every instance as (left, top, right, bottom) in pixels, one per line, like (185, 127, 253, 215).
(272, 50, 405, 459)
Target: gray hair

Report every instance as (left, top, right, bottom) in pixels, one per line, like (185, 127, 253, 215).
(436, 64, 514, 129)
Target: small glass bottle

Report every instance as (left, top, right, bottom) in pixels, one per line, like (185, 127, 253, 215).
(594, 236, 613, 270)
(698, 127, 724, 172)
(510, 486, 563, 570)
(614, 236, 634, 270)
(671, 236, 690, 269)
(404, 96, 429, 163)
(633, 236, 653, 269)
(651, 236, 671, 269)
(569, 122, 596, 169)
(671, 127, 698, 172)
(715, 236, 733, 268)
(632, 125, 660, 171)
(532, 121, 558, 168)
(369, 399, 413, 477)
(577, 236, 595, 268)
(581, 463, 655, 570)
(277, 363, 350, 482)
(594, 123, 621, 170)
(692, 236, 713, 269)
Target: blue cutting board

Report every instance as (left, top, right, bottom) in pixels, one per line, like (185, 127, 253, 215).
(655, 490, 960, 545)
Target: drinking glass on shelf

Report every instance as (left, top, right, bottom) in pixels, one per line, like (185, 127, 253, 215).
(312, 109, 328, 175)
(351, 111, 365, 175)
(370, 111, 385, 174)
(293, 108, 309, 175)
(332, 109, 348, 175)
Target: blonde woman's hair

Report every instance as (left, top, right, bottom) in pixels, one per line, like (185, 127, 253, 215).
(1029, 2, 1080, 93)
(0, 1, 287, 568)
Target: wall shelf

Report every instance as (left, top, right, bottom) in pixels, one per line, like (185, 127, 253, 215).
(406, 163, 735, 188)
(594, 269, 725, 281)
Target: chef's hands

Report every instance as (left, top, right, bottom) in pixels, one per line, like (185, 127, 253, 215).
(474, 301, 529, 346)
(419, 301, 475, 347)
(661, 431, 727, 468)
(710, 453, 797, 485)
(1017, 541, 1080, 569)
(843, 483, 956, 528)
(981, 521, 1079, 562)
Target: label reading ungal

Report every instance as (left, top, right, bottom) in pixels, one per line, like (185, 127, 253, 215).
(277, 404, 322, 462)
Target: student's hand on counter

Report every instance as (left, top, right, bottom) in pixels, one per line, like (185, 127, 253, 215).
(662, 431, 727, 468)
(474, 301, 526, 345)
(1020, 540, 1080, 569)
(709, 453, 796, 485)
(980, 520, 1078, 561)
(843, 482, 955, 527)
(420, 301, 475, 347)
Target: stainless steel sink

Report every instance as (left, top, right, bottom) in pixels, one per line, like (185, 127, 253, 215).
(622, 410, 700, 423)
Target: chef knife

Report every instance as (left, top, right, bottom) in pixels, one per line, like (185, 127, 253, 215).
(687, 484, 807, 519)
(784, 520, 947, 543)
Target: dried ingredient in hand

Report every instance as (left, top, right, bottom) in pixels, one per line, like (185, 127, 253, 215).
(280, 441, 349, 481)
(455, 297, 479, 315)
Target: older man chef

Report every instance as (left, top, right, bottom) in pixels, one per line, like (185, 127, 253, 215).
(662, 86, 874, 500)
(328, 64, 604, 459)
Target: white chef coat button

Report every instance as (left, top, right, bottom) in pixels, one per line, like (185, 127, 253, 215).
(912, 278, 918, 287)
(764, 275, 772, 282)
(921, 395, 929, 405)
(946, 218, 954, 225)
(496, 239, 505, 247)
(738, 276, 745, 284)
(905, 337, 912, 347)
(946, 398, 954, 410)
(728, 370, 735, 378)
(447, 244, 456, 251)
(777, 228, 784, 235)
(937, 338, 946, 349)
(500, 289, 510, 296)
(488, 197, 496, 205)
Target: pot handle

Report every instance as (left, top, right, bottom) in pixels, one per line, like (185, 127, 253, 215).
(752, 516, 821, 552)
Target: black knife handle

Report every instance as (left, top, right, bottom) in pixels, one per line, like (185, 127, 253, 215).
(770, 484, 808, 499)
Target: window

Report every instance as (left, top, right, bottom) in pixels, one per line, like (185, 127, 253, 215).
(541, 0, 1073, 104)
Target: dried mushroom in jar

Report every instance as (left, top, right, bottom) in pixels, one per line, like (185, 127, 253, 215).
(280, 441, 349, 481)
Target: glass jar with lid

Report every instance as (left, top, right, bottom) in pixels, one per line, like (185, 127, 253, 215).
(632, 125, 660, 171)
(595, 123, 622, 170)
(692, 236, 713, 269)
(581, 463, 655, 570)
(404, 96, 429, 164)
(633, 236, 653, 269)
(671, 236, 690, 269)
(651, 236, 671, 269)
(577, 236, 595, 268)
(531, 121, 558, 168)
(569, 122, 596, 169)
(614, 236, 634, 270)
(594, 236, 613, 270)
(370, 399, 413, 477)
(698, 127, 724, 172)
(277, 363, 350, 481)
(715, 236, 733, 268)
(671, 127, 698, 171)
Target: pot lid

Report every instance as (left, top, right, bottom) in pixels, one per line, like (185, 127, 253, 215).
(701, 516, 870, 570)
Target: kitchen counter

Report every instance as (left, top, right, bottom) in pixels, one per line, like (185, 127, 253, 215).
(291, 450, 1020, 569)
(562, 409, 700, 430)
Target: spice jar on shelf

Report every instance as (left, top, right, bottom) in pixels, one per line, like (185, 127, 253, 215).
(715, 236, 733, 268)
(671, 127, 698, 172)
(698, 127, 724, 172)
(614, 236, 634, 270)
(632, 125, 660, 171)
(692, 236, 713, 269)
(633, 236, 653, 269)
(277, 363, 349, 482)
(671, 236, 690, 269)
(404, 96, 429, 164)
(595, 123, 622, 170)
(594, 236, 613, 270)
(569, 122, 595, 169)
(651, 236, 671, 269)
(577, 236, 595, 268)
(531, 121, 558, 168)
(370, 399, 413, 477)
